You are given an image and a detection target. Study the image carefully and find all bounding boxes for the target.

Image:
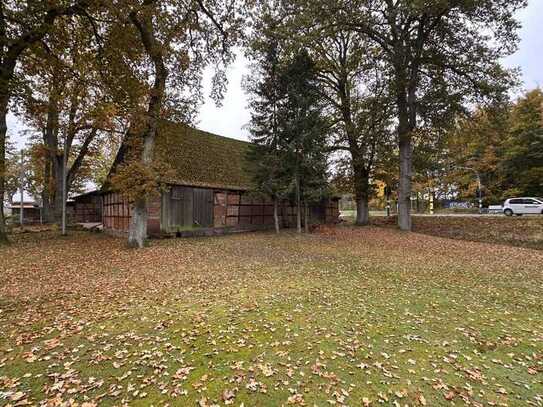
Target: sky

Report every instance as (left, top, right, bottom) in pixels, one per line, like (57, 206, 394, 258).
(199, 1, 543, 143)
(8, 0, 543, 149)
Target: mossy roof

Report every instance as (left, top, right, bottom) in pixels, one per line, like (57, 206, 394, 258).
(111, 121, 253, 191)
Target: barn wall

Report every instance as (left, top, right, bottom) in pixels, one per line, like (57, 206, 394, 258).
(101, 187, 340, 237)
(213, 191, 275, 228)
(213, 190, 339, 229)
(74, 194, 102, 223)
(102, 192, 161, 236)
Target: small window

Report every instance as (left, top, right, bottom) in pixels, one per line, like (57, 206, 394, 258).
(509, 199, 523, 204)
(524, 199, 537, 204)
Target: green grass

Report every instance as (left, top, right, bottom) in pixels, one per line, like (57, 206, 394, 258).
(1, 228, 542, 406)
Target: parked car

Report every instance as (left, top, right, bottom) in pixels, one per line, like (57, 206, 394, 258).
(503, 197, 543, 216)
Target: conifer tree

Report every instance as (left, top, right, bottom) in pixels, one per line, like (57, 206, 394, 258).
(278, 50, 329, 233)
(245, 12, 288, 233)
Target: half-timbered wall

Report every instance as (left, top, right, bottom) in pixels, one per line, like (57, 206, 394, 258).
(103, 192, 131, 232)
(102, 192, 160, 235)
(213, 191, 339, 229)
(101, 186, 339, 236)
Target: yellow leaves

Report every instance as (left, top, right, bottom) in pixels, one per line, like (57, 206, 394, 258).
(44, 337, 61, 350)
(245, 377, 268, 394)
(416, 392, 427, 406)
(444, 390, 455, 401)
(10, 391, 26, 402)
(198, 396, 218, 407)
(22, 352, 37, 363)
(2, 225, 543, 406)
(221, 388, 236, 404)
(257, 363, 274, 377)
(394, 389, 407, 399)
(173, 366, 194, 380)
(287, 393, 305, 405)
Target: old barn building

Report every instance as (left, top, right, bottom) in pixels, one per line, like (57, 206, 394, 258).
(74, 121, 339, 237)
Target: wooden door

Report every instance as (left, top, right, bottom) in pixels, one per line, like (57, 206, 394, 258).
(170, 186, 193, 227)
(193, 188, 214, 227)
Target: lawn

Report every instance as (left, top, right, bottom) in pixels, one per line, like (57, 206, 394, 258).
(1, 228, 542, 406)
(370, 216, 543, 251)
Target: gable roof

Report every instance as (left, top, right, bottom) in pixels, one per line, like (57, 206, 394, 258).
(110, 121, 254, 191)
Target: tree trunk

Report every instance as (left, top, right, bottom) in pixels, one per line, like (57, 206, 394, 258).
(53, 162, 64, 222)
(0, 93, 7, 243)
(128, 197, 148, 248)
(295, 175, 302, 234)
(43, 84, 62, 223)
(273, 196, 280, 234)
(41, 156, 53, 223)
(127, 7, 168, 248)
(398, 134, 412, 231)
(356, 195, 369, 226)
(304, 200, 309, 233)
(398, 132, 413, 231)
(395, 55, 418, 231)
(396, 83, 414, 231)
(127, 133, 155, 248)
(353, 165, 370, 226)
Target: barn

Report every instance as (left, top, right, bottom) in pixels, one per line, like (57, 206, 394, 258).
(72, 190, 102, 223)
(76, 121, 339, 237)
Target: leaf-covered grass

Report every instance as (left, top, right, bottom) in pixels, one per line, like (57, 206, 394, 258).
(1, 228, 542, 406)
(370, 215, 543, 250)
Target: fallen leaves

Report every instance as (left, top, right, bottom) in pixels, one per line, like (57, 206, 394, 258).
(1, 228, 542, 405)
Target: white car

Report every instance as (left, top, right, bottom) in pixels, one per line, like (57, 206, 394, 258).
(503, 197, 543, 216)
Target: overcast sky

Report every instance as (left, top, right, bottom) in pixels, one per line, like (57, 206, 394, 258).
(9, 0, 543, 149)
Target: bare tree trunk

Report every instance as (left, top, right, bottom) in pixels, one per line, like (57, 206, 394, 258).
(304, 200, 309, 233)
(127, 6, 168, 248)
(393, 51, 419, 232)
(128, 197, 148, 248)
(127, 134, 154, 248)
(356, 196, 369, 226)
(396, 83, 414, 231)
(353, 165, 370, 226)
(273, 196, 280, 234)
(398, 134, 412, 231)
(42, 155, 53, 223)
(295, 175, 302, 234)
(53, 163, 64, 222)
(0, 93, 8, 243)
(43, 83, 62, 223)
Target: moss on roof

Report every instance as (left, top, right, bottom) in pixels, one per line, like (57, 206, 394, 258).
(152, 121, 253, 190)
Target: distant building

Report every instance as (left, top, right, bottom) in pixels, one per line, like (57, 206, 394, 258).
(8, 201, 42, 224)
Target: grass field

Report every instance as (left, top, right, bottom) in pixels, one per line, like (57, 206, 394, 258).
(1, 227, 542, 406)
(370, 215, 543, 251)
